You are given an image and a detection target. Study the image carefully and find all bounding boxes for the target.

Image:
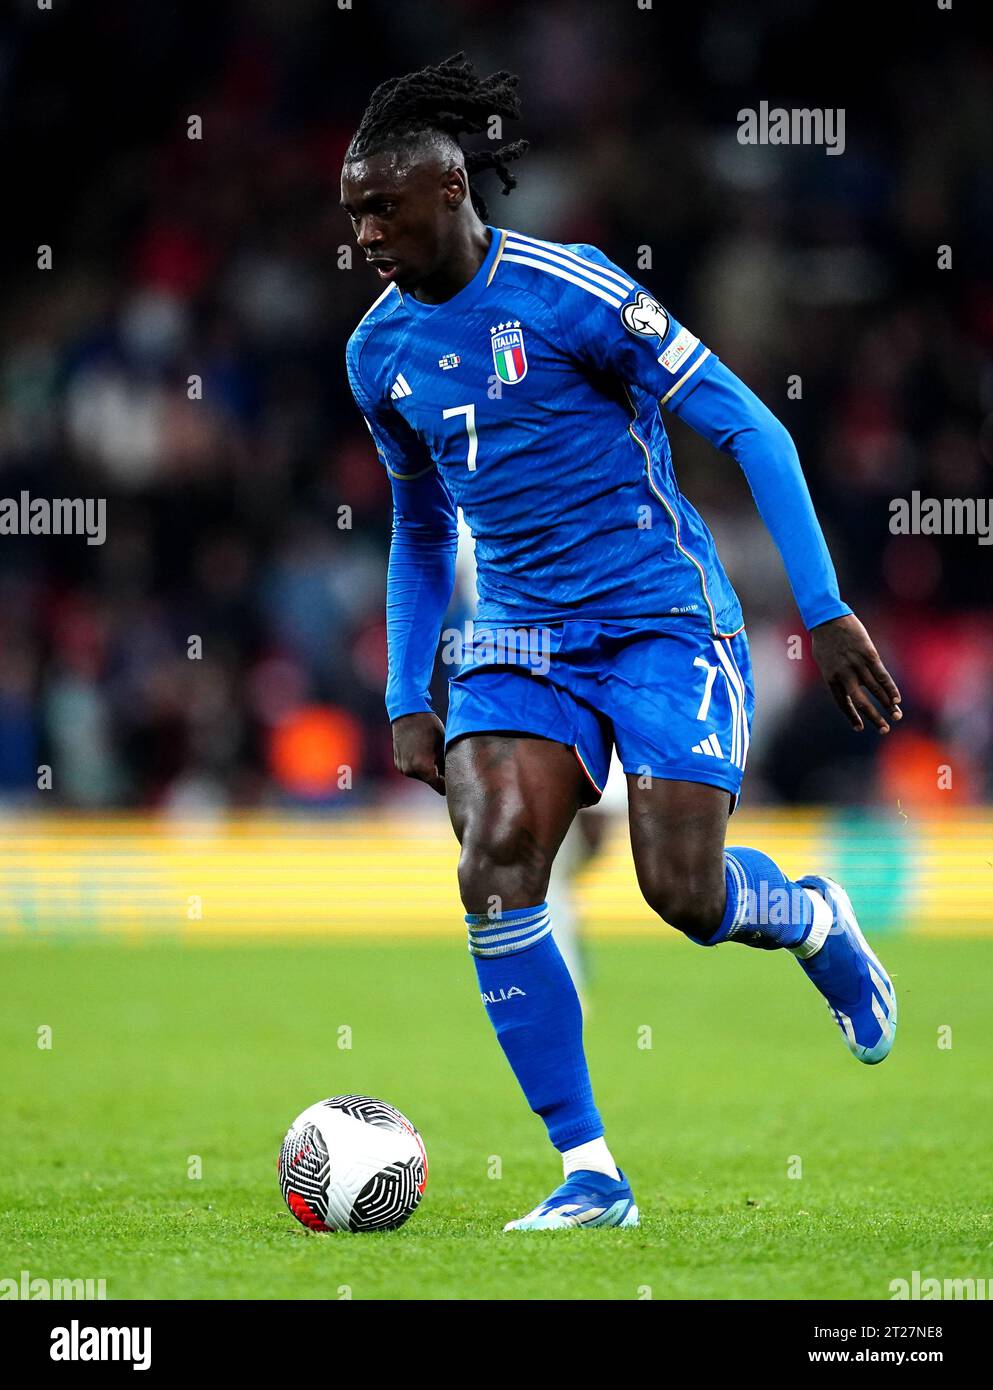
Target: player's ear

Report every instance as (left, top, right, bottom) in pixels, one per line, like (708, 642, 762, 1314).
(443, 165, 468, 209)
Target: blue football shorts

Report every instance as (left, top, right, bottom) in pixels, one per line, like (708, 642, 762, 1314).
(445, 619, 755, 810)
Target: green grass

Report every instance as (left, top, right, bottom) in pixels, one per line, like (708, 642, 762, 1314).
(1, 933, 990, 1299)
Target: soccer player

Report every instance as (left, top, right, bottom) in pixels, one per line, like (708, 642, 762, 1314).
(343, 54, 901, 1231)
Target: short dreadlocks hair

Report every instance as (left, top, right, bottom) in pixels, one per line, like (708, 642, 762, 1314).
(345, 52, 529, 221)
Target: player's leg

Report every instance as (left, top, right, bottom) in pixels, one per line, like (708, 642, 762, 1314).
(626, 775, 896, 1063)
(445, 729, 638, 1229)
(628, 774, 818, 950)
(612, 627, 896, 1063)
(446, 730, 580, 911)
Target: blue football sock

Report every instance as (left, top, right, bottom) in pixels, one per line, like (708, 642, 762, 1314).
(467, 902, 604, 1151)
(690, 846, 815, 950)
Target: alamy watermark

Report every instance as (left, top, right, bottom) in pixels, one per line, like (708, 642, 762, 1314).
(440, 619, 551, 676)
(50, 1320, 150, 1371)
(890, 1270, 991, 1300)
(733, 883, 810, 928)
(0, 492, 106, 545)
(1, 1269, 107, 1299)
(737, 102, 845, 156)
(889, 492, 992, 545)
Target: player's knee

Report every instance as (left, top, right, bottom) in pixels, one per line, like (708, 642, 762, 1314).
(457, 813, 551, 910)
(639, 869, 725, 940)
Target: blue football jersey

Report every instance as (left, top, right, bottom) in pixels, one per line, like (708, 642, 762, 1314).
(346, 225, 745, 636)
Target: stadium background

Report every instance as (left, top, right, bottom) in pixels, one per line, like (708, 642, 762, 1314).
(0, 0, 990, 934)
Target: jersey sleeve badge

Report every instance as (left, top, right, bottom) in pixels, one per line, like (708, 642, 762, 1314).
(620, 291, 670, 347)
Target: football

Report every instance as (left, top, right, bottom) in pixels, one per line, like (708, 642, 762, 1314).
(278, 1095, 428, 1233)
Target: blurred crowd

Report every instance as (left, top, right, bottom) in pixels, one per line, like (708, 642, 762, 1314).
(1, 0, 990, 810)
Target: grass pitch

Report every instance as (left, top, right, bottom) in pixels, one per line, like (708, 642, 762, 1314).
(1, 933, 990, 1300)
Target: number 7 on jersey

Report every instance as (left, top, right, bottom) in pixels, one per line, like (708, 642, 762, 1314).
(442, 403, 478, 471)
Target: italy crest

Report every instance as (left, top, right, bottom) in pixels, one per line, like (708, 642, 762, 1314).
(490, 321, 528, 384)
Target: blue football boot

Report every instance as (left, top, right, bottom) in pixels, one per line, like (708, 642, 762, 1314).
(793, 875, 897, 1064)
(503, 1169, 639, 1231)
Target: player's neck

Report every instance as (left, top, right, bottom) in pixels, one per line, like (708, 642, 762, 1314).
(410, 224, 492, 305)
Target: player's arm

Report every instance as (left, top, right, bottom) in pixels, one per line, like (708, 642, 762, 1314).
(347, 349, 457, 792)
(385, 470, 457, 792)
(670, 365, 902, 733)
(559, 254, 900, 734)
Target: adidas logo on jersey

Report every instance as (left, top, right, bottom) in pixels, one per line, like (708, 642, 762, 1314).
(389, 373, 412, 400)
(692, 733, 725, 758)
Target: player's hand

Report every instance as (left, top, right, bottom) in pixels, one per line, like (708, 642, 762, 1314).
(391, 711, 447, 794)
(810, 614, 902, 734)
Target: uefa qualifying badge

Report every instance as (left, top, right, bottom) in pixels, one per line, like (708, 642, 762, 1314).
(620, 291, 670, 347)
(490, 321, 528, 384)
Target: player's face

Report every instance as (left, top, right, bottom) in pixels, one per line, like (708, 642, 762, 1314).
(340, 153, 463, 291)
